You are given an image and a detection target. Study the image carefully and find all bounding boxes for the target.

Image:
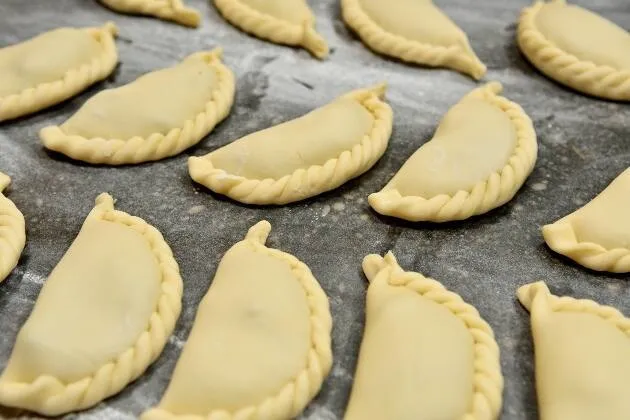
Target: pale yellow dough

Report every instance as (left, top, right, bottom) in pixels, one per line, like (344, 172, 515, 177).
(189, 83, 393, 205)
(518, 0, 630, 100)
(0, 194, 182, 416)
(543, 168, 630, 273)
(0, 172, 26, 283)
(99, 0, 201, 27)
(518, 281, 630, 420)
(214, 0, 328, 58)
(341, 0, 486, 79)
(142, 221, 332, 420)
(0, 23, 118, 122)
(40, 49, 235, 165)
(345, 252, 502, 420)
(369, 82, 537, 222)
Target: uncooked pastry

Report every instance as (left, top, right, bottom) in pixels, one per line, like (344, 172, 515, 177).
(40, 48, 235, 165)
(518, 281, 630, 420)
(345, 251, 502, 420)
(518, 0, 630, 100)
(214, 0, 328, 58)
(543, 168, 630, 273)
(369, 82, 537, 222)
(0, 172, 26, 283)
(99, 0, 201, 27)
(0, 193, 183, 416)
(189, 83, 392, 205)
(0, 23, 118, 122)
(142, 220, 332, 420)
(341, 0, 486, 79)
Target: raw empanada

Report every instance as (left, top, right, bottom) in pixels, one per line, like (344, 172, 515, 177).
(345, 251, 503, 420)
(543, 168, 630, 273)
(0, 172, 26, 283)
(214, 0, 328, 58)
(142, 220, 332, 420)
(341, 0, 486, 79)
(189, 83, 393, 205)
(99, 0, 201, 27)
(518, 281, 630, 420)
(40, 48, 235, 165)
(0, 193, 183, 416)
(369, 82, 537, 222)
(518, 0, 630, 101)
(0, 23, 118, 122)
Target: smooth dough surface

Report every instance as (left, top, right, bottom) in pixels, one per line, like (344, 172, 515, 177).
(237, 0, 314, 24)
(0, 218, 160, 384)
(518, 282, 630, 420)
(383, 97, 516, 198)
(536, 2, 630, 70)
(0, 28, 101, 97)
(99, 0, 200, 27)
(209, 98, 374, 179)
(61, 56, 217, 139)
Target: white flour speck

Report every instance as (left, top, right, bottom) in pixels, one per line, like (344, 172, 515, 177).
(531, 182, 547, 191)
(333, 202, 345, 212)
(188, 205, 205, 215)
(321, 205, 331, 217)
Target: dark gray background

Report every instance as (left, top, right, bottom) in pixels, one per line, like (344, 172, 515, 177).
(0, 0, 628, 418)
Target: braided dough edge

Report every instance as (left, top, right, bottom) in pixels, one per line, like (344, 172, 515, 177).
(214, 0, 328, 59)
(142, 220, 332, 420)
(188, 83, 393, 205)
(40, 48, 235, 165)
(340, 0, 485, 79)
(518, 281, 630, 334)
(0, 172, 26, 283)
(0, 193, 183, 416)
(362, 252, 503, 420)
(99, 0, 200, 27)
(368, 81, 537, 222)
(517, 0, 630, 101)
(0, 23, 118, 122)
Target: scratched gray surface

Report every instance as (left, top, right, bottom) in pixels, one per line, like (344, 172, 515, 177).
(0, 0, 629, 419)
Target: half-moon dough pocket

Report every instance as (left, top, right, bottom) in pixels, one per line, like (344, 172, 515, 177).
(542, 168, 630, 273)
(40, 48, 235, 165)
(142, 220, 332, 420)
(189, 83, 393, 205)
(344, 251, 502, 420)
(0, 23, 118, 122)
(369, 82, 537, 222)
(0, 193, 183, 416)
(518, 0, 630, 100)
(0, 172, 26, 283)
(99, 0, 201, 27)
(214, 0, 328, 58)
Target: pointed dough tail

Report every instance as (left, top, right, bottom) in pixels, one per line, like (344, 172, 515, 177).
(302, 21, 329, 59)
(517, 281, 550, 312)
(0, 172, 10, 192)
(362, 251, 399, 282)
(343, 82, 387, 102)
(245, 220, 271, 244)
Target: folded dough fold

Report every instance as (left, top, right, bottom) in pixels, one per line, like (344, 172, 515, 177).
(543, 168, 630, 273)
(0, 172, 26, 283)
(345, 251, 503, 420)
(99, 0, 201, 27)
(214, 0, 328, 58)
(189, 83, 392, 205)
(142, 220, 332, 420)
(0, 23, 118, 122)
(369, 82, 537, 222)
(518, 0, 630, 100)
(0, 193, 182, 416)
(518, 281, 630, 420)
(40, 48, 235, 165)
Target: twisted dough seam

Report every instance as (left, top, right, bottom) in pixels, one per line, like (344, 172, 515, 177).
(99, 0, 200, 27)
(340, 0, 485, 79)
(0, 193, 183, 416)
(0, 172, 26, 283)
(142, 220, 332, 420)
(363, 252, 503, 420)
(517, 1, 630, 100)
(214, 0, 328, 58)
(188, 83, 393, 205)
(0, 23, 119, 122)
(518, 281, 630, 335)
(40, 48, 235, 165)
(368, 81, 537, 222)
